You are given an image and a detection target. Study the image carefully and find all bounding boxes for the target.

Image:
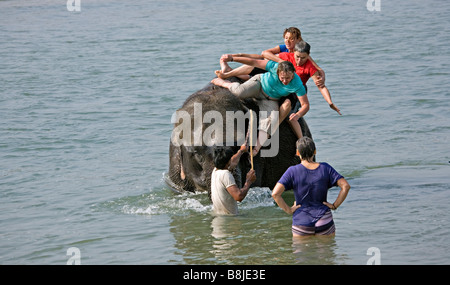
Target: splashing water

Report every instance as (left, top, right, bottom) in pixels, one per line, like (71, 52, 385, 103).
(101, 184, 277, 218)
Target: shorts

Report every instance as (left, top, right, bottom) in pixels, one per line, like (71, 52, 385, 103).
(249, 67, 266, 77)
(291, 210, 335, 236)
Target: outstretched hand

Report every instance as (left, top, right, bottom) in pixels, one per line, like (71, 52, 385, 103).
(330, 103, 342, 115)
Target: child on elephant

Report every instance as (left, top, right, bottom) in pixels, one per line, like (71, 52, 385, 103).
(211, 144, 256, 215)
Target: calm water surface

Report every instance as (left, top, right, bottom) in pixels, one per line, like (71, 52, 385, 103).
(1, 0, 449, 264)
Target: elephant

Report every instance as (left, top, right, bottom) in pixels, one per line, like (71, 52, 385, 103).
(165, 77, 313, 197)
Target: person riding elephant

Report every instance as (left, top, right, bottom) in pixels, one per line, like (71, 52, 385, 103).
(166, 77, 313, 197)
(211, 57, 310, 157)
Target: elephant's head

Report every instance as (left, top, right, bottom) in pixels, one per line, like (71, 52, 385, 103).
(167, 84, 251, 194)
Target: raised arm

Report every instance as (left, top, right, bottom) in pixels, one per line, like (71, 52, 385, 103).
(228, 143, 248, 170)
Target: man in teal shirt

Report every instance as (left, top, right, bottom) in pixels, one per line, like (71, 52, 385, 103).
(211, 56, 310, 157)
(261, 60, 306, 99)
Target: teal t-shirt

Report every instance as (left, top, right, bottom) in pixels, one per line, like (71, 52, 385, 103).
(260, 61, 306, 99)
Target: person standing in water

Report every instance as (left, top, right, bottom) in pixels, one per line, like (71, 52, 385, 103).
(211, 144, 257, 215)
(272, 137, 350, 237)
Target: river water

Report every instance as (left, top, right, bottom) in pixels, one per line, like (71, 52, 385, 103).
(1, 0, 449, 264)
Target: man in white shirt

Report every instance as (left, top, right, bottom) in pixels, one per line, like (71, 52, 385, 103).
(211, 144, 256, 215)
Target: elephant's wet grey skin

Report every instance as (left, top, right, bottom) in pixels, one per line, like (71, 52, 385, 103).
(166, 78, 312, 196)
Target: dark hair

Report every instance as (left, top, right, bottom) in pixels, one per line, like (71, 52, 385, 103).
(277, 61, 296, 76)
(296, 137, 316, 161)
(213, 147, 234, 169)
(294, 41, 311, 54)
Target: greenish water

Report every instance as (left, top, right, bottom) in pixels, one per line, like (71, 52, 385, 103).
(1, 0, 449, 264)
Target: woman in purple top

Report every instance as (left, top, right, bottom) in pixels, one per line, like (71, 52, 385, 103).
(272, 137, 351, 238)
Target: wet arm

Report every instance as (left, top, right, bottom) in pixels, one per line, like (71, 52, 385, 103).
(272, 183, 300, 214)
(228, 145, 247, 170)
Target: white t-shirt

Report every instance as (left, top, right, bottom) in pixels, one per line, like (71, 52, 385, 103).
(211, 168, 238, 215)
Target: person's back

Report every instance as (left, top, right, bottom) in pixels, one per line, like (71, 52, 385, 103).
(272, 137, 350, 237)
(286, 163, 341, 206)
(211, 168, 239, 215)
(281, 162, 343, 228)
(210, 145, 256, 215)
